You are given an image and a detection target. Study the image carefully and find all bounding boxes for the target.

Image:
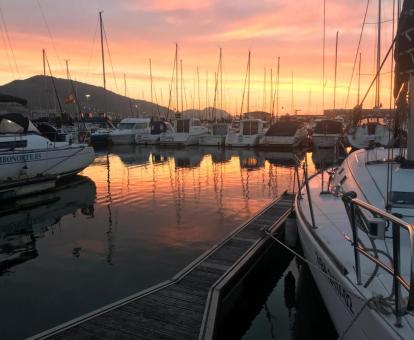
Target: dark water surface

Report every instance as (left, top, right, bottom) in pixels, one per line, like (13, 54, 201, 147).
(0, 146, 339, 339)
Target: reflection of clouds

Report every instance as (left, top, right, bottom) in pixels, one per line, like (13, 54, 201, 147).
(81, 147, 309, 248)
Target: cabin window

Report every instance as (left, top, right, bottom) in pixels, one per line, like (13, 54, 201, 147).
(0, 140, 27, 149)
(176, 120, 190, 133)
(243, 122, 259, 135)
(134, 123, 148, 129)
(118, 123, 136, 130)
(390, 191, 414, 206)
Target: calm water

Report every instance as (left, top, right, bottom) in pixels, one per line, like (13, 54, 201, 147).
(0, 145, 340, 339)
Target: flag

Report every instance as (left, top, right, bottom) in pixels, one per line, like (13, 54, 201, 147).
(65, 94, 76, 104)
(394, 0, 414, 98)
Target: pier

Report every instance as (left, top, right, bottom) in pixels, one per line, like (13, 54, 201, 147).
(31, 192, 294, 340)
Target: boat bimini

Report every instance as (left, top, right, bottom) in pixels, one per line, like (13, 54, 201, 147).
(159, 118, 208, 146)
(225, 119, 264, 147)
(199, 122, 229, 146)
(109, 118, 151, 145)
(0, 113, 95, 198)
(259, 120, 308, 149)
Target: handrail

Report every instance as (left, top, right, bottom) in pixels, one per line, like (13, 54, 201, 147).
(342, 192, 414, 326)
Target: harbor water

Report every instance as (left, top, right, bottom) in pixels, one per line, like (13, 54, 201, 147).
(0, 146, 339, 339)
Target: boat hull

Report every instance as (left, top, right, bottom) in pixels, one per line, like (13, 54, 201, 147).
(225, 134, 260, 147)
(159, 132, 207, 146)
(0, 146, 95, 184)
(296, 193, 403, 340)
(198, 135, 226, 146)
(312, 134, 341, 149)
(110, 133, 136, 145)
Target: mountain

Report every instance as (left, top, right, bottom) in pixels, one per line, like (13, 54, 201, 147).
(0, 75, 168, 118)
(0, 75, 233, 121)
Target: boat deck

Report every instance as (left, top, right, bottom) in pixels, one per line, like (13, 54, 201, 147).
(31, 192, 294, 340)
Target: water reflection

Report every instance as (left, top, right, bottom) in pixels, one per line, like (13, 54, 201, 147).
(0, 145, 323, 339)
(0, 176, 96, 276)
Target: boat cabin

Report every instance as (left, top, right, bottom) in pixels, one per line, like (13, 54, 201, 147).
(265, 120, 304, 137)
(313, 119, 343, 135)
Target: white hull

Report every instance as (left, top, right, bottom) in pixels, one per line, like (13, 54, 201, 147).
(313, 134, 341, 148)
(198, 135, 226, 146)
(346, 126, 393, 149)
(110, 133, 136, 145)
(259, 135, 306, 148)
(296, 199, 400, 339)
(0, 146, 95, 183)
(160, 132, 207, 146)
(136, 134, 161, 145)
(225, 133, 261, 147)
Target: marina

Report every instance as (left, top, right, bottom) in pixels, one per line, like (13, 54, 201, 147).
(0, 0, 414, 339)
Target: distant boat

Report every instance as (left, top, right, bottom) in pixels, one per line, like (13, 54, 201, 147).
(86, 117, 116, 146)
(346, 116, 393, 149)
(259, 120, 308, 149)
(159, 117, 208, 146)
(109, 117, 151, 145)
(225, 119, 265, 147)
(312, 119, 343, 149)
(199, 122, 229, 146)
(136, 120, 174, 145)
(0, 113, 95, 199)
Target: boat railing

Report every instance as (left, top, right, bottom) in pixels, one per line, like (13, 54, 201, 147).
(343, 192, 414, 326)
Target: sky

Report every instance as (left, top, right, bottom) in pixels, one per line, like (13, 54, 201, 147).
(0, 0, 399, 115)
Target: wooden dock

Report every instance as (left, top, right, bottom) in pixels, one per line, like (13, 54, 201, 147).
(31, 192, 294, 340)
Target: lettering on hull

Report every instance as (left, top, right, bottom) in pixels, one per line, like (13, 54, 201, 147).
(0, 153, 42, 164)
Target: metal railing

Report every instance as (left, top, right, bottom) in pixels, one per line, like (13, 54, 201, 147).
(342, 191, 414, 326)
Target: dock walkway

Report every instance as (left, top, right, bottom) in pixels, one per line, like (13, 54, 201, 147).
(32, 192, 294, 340)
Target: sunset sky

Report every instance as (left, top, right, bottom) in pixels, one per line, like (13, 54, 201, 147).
(0, 0, 398, 115)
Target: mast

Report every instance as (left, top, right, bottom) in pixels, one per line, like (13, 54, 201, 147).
(270, 68, 273, 121)
(375, 0, 381, 108)
(276, 57, 280, 120)
(247, 50, 251, 115)
(180, 59, 184, 113)
(149, 58, 154, 115)
(408, 74, 414, 162)
(99, 11, 107, 112)
(322, 0, 326, 113)
(334, 31, 339, 110)
(42, 49, 46, 76)
(357, 53, 362, 105)
(262, 67, 266, 112)
(291, 72, 294, 114)
(175, 43, 179, 114)
(197, 66, 200, 112)
(220, 48, 223, 116)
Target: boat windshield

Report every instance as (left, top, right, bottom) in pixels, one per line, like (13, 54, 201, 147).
(176, 119, 190, 133)
(0, 118, 24, 133)
(390, 191, 414, 207)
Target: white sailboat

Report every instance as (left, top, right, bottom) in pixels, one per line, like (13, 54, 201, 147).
(199, 122, 229, 146)
(346, 116, 393, 149)
(136, 120, 174, 145)
(296, 2, 414, 338)
(225, 118, 265, 147)
(159, 117, 208, 146)
(0, 113, 95, 199)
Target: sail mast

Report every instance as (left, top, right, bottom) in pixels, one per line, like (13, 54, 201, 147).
(276, 57, 280, 120)
(334, 31, 339, 110)
(375, 0, 381, 108)
(149, 58, 154, 116)
(357, 53, 362, 105)
(99, 11, 106, 112)
(247, 50, 251, 115)
(322, 0, 326, 113)
(175, 43, 179, 114)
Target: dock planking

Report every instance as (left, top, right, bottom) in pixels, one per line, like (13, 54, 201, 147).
(31, 192, 294, 340)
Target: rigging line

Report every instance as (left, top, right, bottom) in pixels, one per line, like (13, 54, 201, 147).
(85, 16, 99, 85)
(102, 23, 118, 92)
(36, 0, 63, 71)
(240, 51, 250, 116)
(0, 8, 19, 77)
(359, 36, 395, 107)
(0, 14, 14, 79)
(344, 0, 370, 108)
(45, 53, 63, 112)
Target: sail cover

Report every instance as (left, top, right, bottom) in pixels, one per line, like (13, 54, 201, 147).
(394, 0, 414, 98)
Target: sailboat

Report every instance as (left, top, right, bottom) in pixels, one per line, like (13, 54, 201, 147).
(295, 1, 414, 338)
(225, 51, 266, 147)
(345, 13, 393, 149)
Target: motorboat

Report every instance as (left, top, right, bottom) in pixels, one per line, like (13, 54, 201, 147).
(135, 120, 174, 145)
(225, 119, 265, 147)
(199, 122, 229, 146)
(159, 118, 208, 146)
(0, 113, 95, 199)
(346, 116, 393, 149)
(259, 120, 308, 149)
(109, 118, 151, 145)
(312, 119, 343, 149)
(86, 117, 116, 147)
